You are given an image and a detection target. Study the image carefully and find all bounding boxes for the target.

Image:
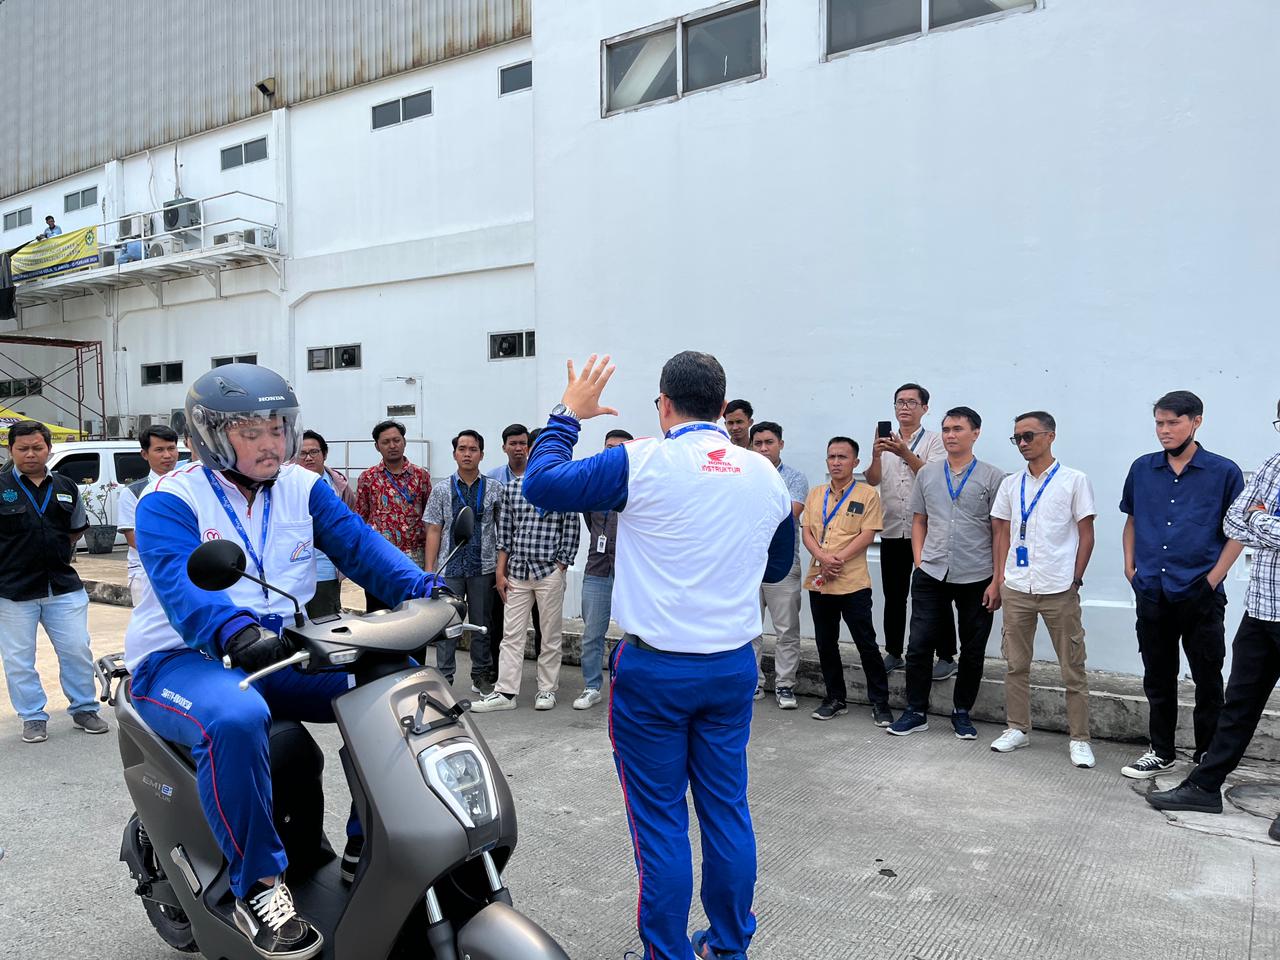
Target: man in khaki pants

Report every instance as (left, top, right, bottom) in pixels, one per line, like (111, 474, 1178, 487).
(990, 411, 1098, 768)
(471, 467, 580, 713)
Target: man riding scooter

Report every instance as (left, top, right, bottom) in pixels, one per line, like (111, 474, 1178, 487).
(126, 363, 442, 960)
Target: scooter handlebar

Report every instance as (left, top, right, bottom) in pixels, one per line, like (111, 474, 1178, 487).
(235, 650, 312, 691)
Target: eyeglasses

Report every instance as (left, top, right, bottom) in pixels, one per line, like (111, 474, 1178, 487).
(1009, 431, 1051, 446)
(653, 396, 661, 409)
(298, 449, 322, 459)
(894, 399, 922, 409)
(1273, 419, 1280, 434)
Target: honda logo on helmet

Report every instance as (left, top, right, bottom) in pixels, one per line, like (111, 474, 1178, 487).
(257, 395, 286, 402)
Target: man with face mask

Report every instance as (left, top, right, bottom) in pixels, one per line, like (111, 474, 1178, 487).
(1119, 391, 1244, 779)
(125, 365, 441, 959)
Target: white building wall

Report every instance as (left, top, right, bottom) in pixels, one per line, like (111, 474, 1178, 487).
(529, 0, 1280, 672)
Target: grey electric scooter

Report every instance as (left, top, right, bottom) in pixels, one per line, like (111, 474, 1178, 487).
(95, 508, 571, 959)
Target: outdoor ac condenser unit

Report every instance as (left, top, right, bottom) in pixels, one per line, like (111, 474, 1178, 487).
(163, 197, 200, 231)
(117, 213, 150, 240)
(100, 249, 116, 267)
(147, 236, 184, 258)
(212, 231, 243, 245)
(106, 415, 137, 438)
(242, 227, 277, 249)
(82, 418, 103, 437)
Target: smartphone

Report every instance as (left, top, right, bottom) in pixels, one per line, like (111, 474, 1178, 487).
(877, 421, 893, 439)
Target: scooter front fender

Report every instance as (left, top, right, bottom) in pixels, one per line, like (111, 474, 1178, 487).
(456, 901, 571, 960)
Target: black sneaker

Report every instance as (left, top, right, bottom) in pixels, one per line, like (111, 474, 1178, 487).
(883, 653, 905, 673)
(931, 659, 957, 681)
(871, 704, 894, 727)
(341, 835, 364, 885)
(1147, 780, 1223, 814)
(1121, 751, 1176, 780)
(22, 719, 47, 743)
(951, 709, 978, 740)
(811, 700, 847, 721)
(233, 879, 324, 959)
(73, 711, 109, 734)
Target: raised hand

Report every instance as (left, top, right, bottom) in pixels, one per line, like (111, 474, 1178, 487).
(562, 354, 620, 422)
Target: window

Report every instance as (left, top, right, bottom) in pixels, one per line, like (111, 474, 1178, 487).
(3, 207, 32, 231)
(0, 377, 41, 398)
(488, 331, 536, 361)
(142, 362, 183, 385)
(605, 2, 762, 115)
(308, 344, 361, 371)
(386, 404, 417, 418)
(64, 186, 98, 213)
(53, 453, 101, 485)
(826, 0, 1035, 57)
(372, 90, 433, 130)
(212, 354, 258, 367)
(114, 452, 150, 485)
(220, 136, 269, 170)
(499, 60, 533, 95)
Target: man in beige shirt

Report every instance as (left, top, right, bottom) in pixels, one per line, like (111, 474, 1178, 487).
(866, 382, 950, 677)
(801, 437, 893, 726)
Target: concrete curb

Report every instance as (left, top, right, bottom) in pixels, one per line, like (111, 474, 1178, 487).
(84, 577, 1280, 761)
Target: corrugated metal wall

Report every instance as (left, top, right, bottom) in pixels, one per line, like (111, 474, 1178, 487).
(0, 0, 530, 200)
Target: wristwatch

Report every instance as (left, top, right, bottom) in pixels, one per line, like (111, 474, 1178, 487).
(550, 403, 579, 423)
(1072, 578, 1084, 588)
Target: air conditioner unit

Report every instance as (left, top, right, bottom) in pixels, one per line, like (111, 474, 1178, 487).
(137, 413, 173, 431)
(147, 236, 184, 258)
(163, 197, 201, 231)
(243, 227, 277, 249)
(82, 418, 103, 437)
(106, 414, 137, 438)
(212, 230, 243, 245)
(170, 408, 187, 436)
(99, 249, 116, 267)
(117, 213, 151, 240)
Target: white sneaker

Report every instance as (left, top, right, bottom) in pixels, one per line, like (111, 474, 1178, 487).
(534, 691, 556, 711)
(753, 686, 765, 701)
(572, 688, 602, 710)
(990, 728, 1029, 753)
(1070, 740, 1096, 768)
(470, 691, 516, 713)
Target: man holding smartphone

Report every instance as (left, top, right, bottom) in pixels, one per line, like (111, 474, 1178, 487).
(865, 383, 949, 677)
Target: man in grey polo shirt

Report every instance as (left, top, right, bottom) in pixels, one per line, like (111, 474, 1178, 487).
(887, 406, 1004, 739)
(750, 421, 809, 709)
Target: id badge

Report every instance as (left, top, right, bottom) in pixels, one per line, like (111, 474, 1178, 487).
(1015, 545, 1030, 568)
(597, 535, 608, 554)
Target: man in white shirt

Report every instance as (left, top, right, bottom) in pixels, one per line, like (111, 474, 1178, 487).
(116, 424, 181, 606)
(750, 420, 808, 709)
(989, 411, 1097, 768)
(866, 382, 951, 677)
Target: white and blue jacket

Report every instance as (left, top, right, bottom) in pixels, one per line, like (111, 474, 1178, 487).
(524, 416, 794, 655)
(124, 462, 431, 671)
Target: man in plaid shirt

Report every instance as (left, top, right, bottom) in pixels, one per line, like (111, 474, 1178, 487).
(471, 460, 580, 712)
(1149, 400, 1280, 841)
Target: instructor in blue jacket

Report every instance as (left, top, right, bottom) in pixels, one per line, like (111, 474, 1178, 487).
(524, 350, 793, 960)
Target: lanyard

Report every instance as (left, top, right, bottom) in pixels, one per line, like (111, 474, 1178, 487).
(17, 478, 54, 515)
(666, 422, 730, 440)
(946, 460, 978, 503)
(821, 481, 857, 542)
(1018, 462, 1061, 541)
(908, 429, 925, 454)
(452, 475, 485, 518)
(383, 466, 417, 507)
(204, 468, 271, 602)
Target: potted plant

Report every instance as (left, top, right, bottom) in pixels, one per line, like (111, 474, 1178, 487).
(79, 482, 119, 554)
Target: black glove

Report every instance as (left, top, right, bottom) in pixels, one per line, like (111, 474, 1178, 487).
(224, 624, 292, 674)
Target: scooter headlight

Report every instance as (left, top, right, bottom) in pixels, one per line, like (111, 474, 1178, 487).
(417, 741, 497, 829)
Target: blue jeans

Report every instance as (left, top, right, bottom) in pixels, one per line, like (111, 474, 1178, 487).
(609, 638, 758, 960)
(0, 588, 98, 722)
(580, 574, 613, 692)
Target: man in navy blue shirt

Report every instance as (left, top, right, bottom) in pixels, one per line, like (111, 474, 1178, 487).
(1119, 391, 1244, 779)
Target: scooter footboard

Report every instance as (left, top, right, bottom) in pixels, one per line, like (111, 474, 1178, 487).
(456, 901, 571, 960)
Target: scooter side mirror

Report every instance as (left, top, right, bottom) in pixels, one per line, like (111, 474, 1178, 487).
(187, 540, 248, 592)
(451, 505, 475, 547)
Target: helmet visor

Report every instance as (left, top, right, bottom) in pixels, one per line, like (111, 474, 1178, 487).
(189, 403, 301, 475)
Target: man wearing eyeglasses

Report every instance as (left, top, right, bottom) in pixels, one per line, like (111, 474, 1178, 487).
(866, 382, 949, 677)
(989, 411, 1097, 769)
(1149, 403, 1280, 840)
(1118, 391, 1244, 780)
(295, 430, 356, 619)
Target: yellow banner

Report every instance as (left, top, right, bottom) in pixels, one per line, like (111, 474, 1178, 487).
(11, 226, 100, 282)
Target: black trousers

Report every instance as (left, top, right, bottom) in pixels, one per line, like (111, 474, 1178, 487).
(809, 589, 888, 707)
(904, 570, 993, 714)
(364, 589, 390, 613)
(305, 579, 342, 620)
(1191, 615, 1280, 793)
(1136, 584, 1227, 761)
(881, 538, 956, 660)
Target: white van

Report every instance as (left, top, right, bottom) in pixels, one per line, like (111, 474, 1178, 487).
(46, 440, 191, 543)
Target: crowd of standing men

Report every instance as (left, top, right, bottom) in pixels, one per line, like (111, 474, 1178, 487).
(1, 379, 1280, 835)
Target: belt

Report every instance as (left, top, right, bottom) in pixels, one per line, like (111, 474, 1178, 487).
(622, 633, 702, 658)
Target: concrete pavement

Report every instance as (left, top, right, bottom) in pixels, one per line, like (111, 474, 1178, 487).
(1, 602, 1278, 959)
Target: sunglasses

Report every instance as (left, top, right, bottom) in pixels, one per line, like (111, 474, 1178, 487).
(1009, 431, 1051, 446)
